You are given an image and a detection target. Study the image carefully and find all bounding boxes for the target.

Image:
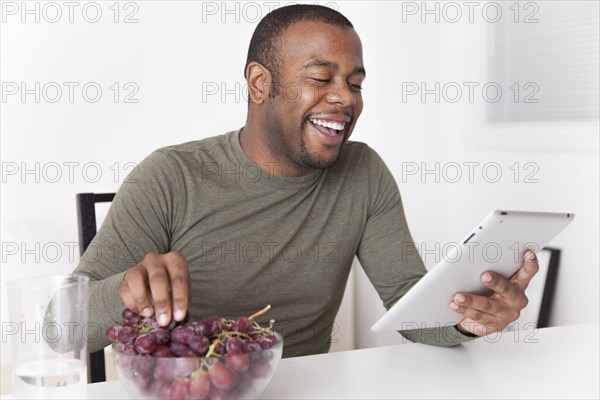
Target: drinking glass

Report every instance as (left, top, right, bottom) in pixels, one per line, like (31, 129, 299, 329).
(7, 274, 89, 399)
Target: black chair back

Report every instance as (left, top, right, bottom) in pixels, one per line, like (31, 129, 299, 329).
(76, 192, 115, 383)
(537, 247, 561, 328)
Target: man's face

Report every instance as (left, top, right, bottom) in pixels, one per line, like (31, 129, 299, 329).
(262, 21, 365, 172)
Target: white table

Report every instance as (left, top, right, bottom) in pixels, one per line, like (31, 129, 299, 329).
(7, 323, 599, 399)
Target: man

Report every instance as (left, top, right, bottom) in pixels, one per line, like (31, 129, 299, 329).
(76, 5, 537, 357)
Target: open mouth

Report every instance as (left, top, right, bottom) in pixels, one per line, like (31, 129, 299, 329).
(308, 118, 346, 139)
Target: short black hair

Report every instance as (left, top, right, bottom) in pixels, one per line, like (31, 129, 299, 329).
(245, 4, 353, 99)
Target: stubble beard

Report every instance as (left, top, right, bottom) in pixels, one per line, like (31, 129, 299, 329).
(264, 105, 344, 173)
(298, 120, 344, 169)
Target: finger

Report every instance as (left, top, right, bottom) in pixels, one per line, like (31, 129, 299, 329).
(511, 251, 540, 292)
(164, 252, 190, 322)
(452, 293, 506, 316)
(450, 302, 510, 333)
(483, 272, 529, 315)
(120, 266, 153, 317)
(481, 271, 517, 299)
(119, 284, 136, 312)
(481, 271, 529, 313)
(453, 287, 524, 325)
(142, 253, 175, 327)
(449, 301, 498, 328)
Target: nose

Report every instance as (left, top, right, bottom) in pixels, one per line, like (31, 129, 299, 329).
(326, 80, 357, 109)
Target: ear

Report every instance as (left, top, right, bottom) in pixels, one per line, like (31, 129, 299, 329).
(245, 61, 272, 105)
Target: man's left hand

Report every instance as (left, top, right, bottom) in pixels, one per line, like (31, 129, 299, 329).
(450, 250, 540, 336)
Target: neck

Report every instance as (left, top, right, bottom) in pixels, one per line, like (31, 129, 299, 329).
(239, 113, 315, 178)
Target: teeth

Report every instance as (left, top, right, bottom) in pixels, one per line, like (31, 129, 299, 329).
(310, 118, 345, 131)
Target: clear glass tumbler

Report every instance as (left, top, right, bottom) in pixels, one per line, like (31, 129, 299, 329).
(7, 274, 89, 399)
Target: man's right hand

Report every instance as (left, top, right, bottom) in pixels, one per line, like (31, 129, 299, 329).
(119, 251, 191, 327)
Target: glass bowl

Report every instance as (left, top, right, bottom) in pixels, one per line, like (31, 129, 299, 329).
(112, 332, 283, 400)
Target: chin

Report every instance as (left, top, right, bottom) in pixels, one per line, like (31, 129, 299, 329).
(299, 124, 346, 169)
(301, 148, 342, 169)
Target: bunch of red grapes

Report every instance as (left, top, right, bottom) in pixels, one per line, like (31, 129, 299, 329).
(106, 305, 280, 399)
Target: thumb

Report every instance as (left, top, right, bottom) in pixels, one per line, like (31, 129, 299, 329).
(511, 250, 540, 291)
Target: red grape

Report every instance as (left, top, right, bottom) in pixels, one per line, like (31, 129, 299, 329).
(131, 356, 155, 375)
(226, 349, 250, 372)
(171, 325, 195, 345)
(172, 358, 199, 378)
(122, 308, 140, 323)
(117, 324, 139, 345)
(169, 377, 189, 400)
(214, 341, 226, 355)
(189, 335, 209, 356)
(220, 319, 234, 332)
(208, 360, 236, 390)
(235, 371, 255, 395)
(189, 369, 211, 400)
(189, 321, 202, 335)
(169, 342, 195, 357)
(154, 329, 171, 345)
(119, 357, 134, 380)
(153, 359, 175, 383)
(198, 318, 222, 338)
(106, 326, 118, 342)
(152, 344, 173, 358)
(121, 344, 136, 355)
(132, 372, 150, 390)
(250, 359, 272, 378)
(232, 317, 253, 334)
(225, 337, 244, 353)
(243, 340, 262, 353)
(155, 379, 172, 399)
(255, 333, 278, 349)
(261, 349, 275, 361)
(134, 333, 157, 354)
(208, 386, 231, 400)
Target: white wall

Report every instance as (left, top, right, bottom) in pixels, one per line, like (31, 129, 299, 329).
(1, 1, 597, 376)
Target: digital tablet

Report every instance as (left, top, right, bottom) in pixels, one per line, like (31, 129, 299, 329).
(370, 210, 574, 332)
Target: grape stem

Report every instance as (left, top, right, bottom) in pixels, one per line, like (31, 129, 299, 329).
(248, 304, 271, 320)
(205, 338, 221, 358)
(219, 331, 252, 340)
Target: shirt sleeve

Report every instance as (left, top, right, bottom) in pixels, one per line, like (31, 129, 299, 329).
(72, 149, 183, 352)
(356, 147, 475, 346)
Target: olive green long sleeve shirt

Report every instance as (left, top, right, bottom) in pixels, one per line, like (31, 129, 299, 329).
(74, 129, 473, 356)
